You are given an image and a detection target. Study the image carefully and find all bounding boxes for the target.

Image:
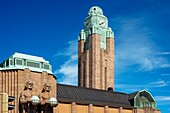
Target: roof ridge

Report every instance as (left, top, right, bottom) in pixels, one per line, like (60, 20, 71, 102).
(57, 83, 128, 95)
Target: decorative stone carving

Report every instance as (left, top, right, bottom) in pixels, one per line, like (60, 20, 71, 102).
(20, 81, 34, 104)
(40, 83, 57, 113)
(40, 83, 52, 105)
(19, 81, 39, 113)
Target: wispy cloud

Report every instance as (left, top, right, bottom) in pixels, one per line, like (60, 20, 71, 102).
(161, 74, 170, 76)
(160, 64, 170, 68)
(111, 14, 170, 75)
(54, 40, 78, 85)
(154, 96, 170, 106)
(155, 52, 170, 55)
(155, 96, 170, 101)
(115, 80, 169, 92)
(54, 41, 77, 57)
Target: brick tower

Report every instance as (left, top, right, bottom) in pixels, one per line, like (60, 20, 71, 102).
(78, 6, 114, 90)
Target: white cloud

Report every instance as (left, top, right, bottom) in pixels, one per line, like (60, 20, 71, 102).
(115, 80, 168, 92)
(154, 96, 170, 106)
(161, 73, 170, 76)
(54, 41, 77, 57)
(111, 16, 170, 75)
(155, 52, 170, 55)
(160, 64, 170, 68)
(155, 96, 170, 101)
(54, 40, 78, 85)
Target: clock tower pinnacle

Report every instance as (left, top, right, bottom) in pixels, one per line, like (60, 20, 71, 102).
(78, 6, 114, 90)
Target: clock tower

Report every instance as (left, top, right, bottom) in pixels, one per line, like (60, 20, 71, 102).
(78, 6, 114, 90)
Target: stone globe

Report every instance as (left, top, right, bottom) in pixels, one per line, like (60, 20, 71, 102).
(31, 96, 40, 105)
(49, 97, 58, 107)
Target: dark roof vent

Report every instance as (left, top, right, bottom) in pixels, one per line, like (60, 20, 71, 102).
(108, 87, 113, 91)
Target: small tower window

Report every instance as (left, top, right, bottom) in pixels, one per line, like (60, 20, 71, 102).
(94, 8, 96, 10)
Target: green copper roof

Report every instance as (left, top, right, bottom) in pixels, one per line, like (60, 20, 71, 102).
(78, 6, 114, 50)
(0, 52, 53, 74)
(134, 90, 157, 109)
(88, 6, 103, 15)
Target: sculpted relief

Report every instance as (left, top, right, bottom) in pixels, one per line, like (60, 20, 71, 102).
(19, 81, 39, 113)
(19, 80, 57, 113)
(40, 83, 57, 113)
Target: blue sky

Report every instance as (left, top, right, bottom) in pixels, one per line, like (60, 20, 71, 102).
(0, 0, 170, 112)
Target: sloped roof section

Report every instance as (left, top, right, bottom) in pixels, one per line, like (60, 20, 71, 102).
(57, 84, 133, 108)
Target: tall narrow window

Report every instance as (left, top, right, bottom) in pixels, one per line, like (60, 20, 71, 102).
(105, 67, 107, 88)
(83, 61, 86, 87)
(105, 59, 107, 89)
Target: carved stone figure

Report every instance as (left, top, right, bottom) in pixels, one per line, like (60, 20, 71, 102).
(20, 81, 34, 104)
(40, 83, 54, 113)
(20, 81, 39, 113)
(40, 83, 52, 105)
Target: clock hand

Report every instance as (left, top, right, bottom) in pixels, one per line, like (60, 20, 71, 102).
(85, 22, 89, 27)
(99, 21, 105, 25)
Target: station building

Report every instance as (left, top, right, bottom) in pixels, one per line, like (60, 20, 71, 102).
(0, 6, 161, 113)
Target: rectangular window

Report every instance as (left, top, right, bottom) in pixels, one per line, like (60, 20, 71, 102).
(16, 59, 22, 65)
(44, 64, 49, 70)
(6, 60, 9, 67)
(10, 59, 13, 65)
(27, 61, 40, 68)
(0, 63, 3, 67)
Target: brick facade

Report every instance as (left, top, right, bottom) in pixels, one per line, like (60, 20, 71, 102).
(78, 34, 114, 90)
(0, 68, 56, 113)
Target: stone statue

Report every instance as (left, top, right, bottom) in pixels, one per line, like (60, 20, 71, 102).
(20, 81, 39, 113)
(40, 83, 53, 113)
(20, 81, 34, 104)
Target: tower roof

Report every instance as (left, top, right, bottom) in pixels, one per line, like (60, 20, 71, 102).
(0, 52, 53, 74)
(88, 6, 103, 15)
(10, 52, 49, 63)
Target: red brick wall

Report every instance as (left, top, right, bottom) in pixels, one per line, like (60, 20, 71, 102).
(0, 69, 56, 113)
(78, 34, 114, 90)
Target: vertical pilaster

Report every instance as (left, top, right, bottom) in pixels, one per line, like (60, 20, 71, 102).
(11, 70, 15, 111)
(1, 93, 8, 113)
(78, 40, 85, 58)
(100, 49, 105, 90)
(78, 40, 85, 87)
(85, 50, 89, 88)
(71, 102, 76, 113)
(132, 109, 135, 113)
(79, 54, 85, 87)
(14, 70, 18, 113)
(88, 104, 93, 113)
(2, 72, 5, 93)
(6, 71, 9, 94)
(119, 107, 123, 113)
(0, 71, 2, 93)
(89, 34, 101, 89)
(104, 106, 109, 113)
(106, 38, 114, 90)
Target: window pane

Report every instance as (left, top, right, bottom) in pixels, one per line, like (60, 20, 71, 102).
(27, 61, 40, 68)
(10, 60, 13, 65)
(44, 64, 49, 70)
(16, 59, 22, 65)
(6, 60, 9, 67)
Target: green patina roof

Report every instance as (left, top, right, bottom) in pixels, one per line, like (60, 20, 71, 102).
(0, 52, 53, 74)
(88, 6, 103, 15)
(133, 90, 157, 109)
(78, 6, 114, 50)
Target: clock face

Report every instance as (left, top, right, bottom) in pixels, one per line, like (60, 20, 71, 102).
(84, 20, 91, 28)
(98, 18, 107, 28)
